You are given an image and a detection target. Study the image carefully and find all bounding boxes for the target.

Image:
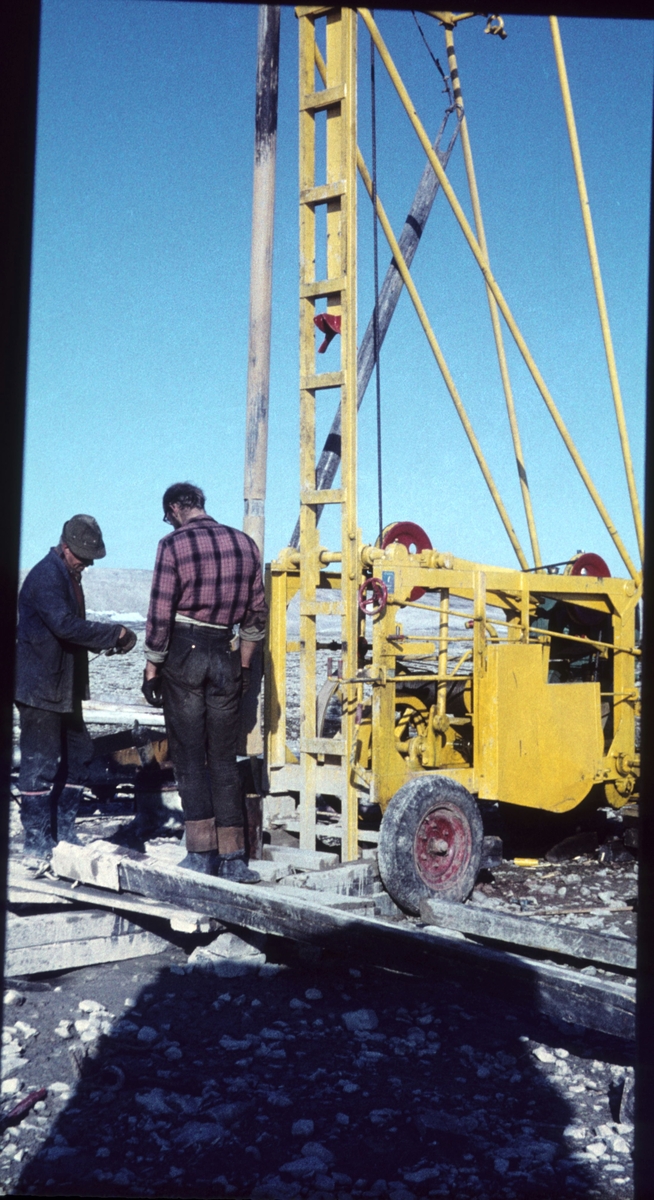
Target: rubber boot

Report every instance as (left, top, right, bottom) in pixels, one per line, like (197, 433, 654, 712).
(55, 785, 83, 845)
(179, 850, 220, 875)
(20, 794, 54, 863)
(218, 850, 260, 884)
(179, 818, 219, 874)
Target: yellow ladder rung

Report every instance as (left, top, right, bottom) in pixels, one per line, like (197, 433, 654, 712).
(301, 738, 346, 755)
(300, 83, 346, 112)
(300, 599, 344, 616)
(301, 371, 344, 390)
(301, 488, 344, 505)
(295, 5, 336, 18)
(300, 181, 346, 206)
(300, 277, 346, 299)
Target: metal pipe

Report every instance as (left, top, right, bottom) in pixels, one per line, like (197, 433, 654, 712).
(289, 43, 461, 548)
(356, 149, 530, 569)
(358, 7, 638, 581)
(437, 589, 450, 719)
(444, 24, 542, 568)
(549, 16, 644, 565)
(243, 5, 280, 559)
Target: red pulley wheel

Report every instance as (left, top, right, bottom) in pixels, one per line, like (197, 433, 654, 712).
(567, 552, 611, 627)
(380, 521, 432, 601)
(569, 552, 611, 579)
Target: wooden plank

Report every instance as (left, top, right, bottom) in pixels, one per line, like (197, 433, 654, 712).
(420, 897, 636, 970)
(6, 909, 134, 949)
(415, 926, 635, 1042)
(262, 846, 339, 870)
(8, 885, 74, 907)
(273, 888, 377, 913)
(5, 929, 168, 976)
(118, 856, 635, 1039)
(8, 870, 222, 934)
(296, 860, 380, 895)
(51, 841, 635, 1039)
(82, 701, 165, 727)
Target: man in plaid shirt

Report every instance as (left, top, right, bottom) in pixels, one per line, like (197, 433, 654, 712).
(143, 482, 267, 881)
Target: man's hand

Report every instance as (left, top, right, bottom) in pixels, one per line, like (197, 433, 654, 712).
(115, 626, 137, 654)
(142, 668, 164, 707)
(241, 666, 252, 696)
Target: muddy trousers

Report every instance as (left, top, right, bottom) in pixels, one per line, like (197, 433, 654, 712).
(161, 623, 243, 850)
(17, 701, 93, 844)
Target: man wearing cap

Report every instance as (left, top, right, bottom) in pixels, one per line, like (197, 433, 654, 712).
(15, 515, 137, 865)
(142, 482, 267, 882)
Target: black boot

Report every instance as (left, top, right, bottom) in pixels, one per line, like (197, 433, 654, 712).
(218, 850, 260, 883)
(20, 794, 54, 861)
(179, 850, 220, 876)
(55, 786, 83, 845)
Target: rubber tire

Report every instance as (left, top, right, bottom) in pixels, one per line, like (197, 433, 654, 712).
(378, 776, 484, 914)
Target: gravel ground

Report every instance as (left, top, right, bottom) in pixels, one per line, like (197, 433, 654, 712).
(1, 936, 636, 1200)
(3, 623, 637, 1198)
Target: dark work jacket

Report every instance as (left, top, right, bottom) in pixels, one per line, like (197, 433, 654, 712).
(15, 549, 122, 712)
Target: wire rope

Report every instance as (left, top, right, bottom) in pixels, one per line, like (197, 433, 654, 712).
(411, 11, 454, 106)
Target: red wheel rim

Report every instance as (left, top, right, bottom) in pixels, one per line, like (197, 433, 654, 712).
(414, 802, 472, 889)
(381, 521, 432, 601)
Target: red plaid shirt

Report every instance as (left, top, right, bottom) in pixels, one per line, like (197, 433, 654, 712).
(145, 517, 267, 662)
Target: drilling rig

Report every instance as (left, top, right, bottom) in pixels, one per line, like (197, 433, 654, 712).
(263, 9, 641, 915)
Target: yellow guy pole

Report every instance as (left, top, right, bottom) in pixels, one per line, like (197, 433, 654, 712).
(549, 16, 644, 565)
(314, 36, 528, 569)
(443, 18, 542, 568)
(355, 152, 529, 570)
(358, 7, 638, 581)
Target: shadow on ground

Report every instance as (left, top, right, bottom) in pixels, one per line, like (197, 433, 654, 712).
(14, 927, 635, 1200)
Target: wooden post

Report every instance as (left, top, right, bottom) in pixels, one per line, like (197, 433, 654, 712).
(241, 6, 280, 766)
(243, 3, 280, 557)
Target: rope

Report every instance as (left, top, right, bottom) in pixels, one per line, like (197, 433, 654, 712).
(411, 11, 454, 106)
(370, 30, 383, 543)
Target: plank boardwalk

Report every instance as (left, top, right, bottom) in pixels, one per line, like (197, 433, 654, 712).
(46, 840, 636, 1040)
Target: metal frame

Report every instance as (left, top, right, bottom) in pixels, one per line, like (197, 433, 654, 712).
(264, 8, 642, 859)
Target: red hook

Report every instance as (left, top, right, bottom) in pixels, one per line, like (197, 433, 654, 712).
(314, 313, 341, 353)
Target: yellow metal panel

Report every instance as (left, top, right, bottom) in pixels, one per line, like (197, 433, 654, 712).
(478, 643, 603, 812)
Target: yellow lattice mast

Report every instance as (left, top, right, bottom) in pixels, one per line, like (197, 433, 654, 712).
(297, 6, 359, 860)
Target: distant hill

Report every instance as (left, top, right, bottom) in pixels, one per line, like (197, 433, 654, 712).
(19, 566, 153, 620)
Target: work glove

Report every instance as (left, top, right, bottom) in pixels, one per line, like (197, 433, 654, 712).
(241, 666, 252, 696)
(142, 671, 164, 707)
(115, 627, 137, 654)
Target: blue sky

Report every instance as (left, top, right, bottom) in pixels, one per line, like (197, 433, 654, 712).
(22, 2, 653, 577)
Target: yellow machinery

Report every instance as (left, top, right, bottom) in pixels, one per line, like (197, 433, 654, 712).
(263, 9, 642, 913)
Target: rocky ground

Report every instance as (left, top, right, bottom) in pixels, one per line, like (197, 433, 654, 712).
(1, 930, 636, 1200)
(3, 624, 637, 1198)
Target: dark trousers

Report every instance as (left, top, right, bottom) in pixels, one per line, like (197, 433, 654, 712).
(17, 701, 93, 794)
(162, 622, 242, 827)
